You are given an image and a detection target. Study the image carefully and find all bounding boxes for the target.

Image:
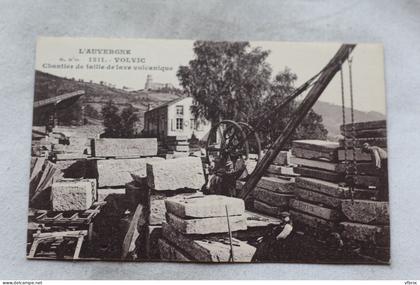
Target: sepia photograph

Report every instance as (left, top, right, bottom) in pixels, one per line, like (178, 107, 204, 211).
(28, 37, 389, 264)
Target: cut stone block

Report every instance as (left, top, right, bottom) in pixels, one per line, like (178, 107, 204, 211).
(343, 128, 387, 139)
(341, 200, 389, 224)
(158, 238, 191, 261)
(339, 137, 387, 148)
(292, 147, 337, 162)
(96, 157, 164, 187)
(147, 157, 205, 191)
(290, 199, 340, 221)
(253, 200, 285, 217)
(292, 140, 339, 153)
(93, 138, 158, 157)
(338, 149, 373, 161)
(168, 145, 189, 152)
(166, 212, 247, 235)
(340, 222, 390, 246)
(256, 176, 294, 194)
(290, 156, 343, 172)
(253, 188, 294, 207)
(161, 223, 256, 262)
(341, 120, 386, 132)
(165, 195, 244, 218)
(51, 179, 96, 211)
(267, 165, 299, 176)
(294, 166, 344, 183)
(290, 210, 336, 231)
(273, 150, 291, 166)
(295, 177, 349, 198)
(294, 187, 343, 208)
(98, 188, 125, 202)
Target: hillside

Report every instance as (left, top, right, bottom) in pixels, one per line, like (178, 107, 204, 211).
(313, 100, 386, 139)
(34, 70, 183, 130)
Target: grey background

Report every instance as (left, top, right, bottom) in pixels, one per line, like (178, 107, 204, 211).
(1, 0, 419, 280)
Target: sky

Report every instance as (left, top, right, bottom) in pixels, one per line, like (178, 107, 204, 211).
(36, 37, 386, 114)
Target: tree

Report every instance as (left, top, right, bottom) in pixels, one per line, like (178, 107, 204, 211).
(102, 100, 122, 137)
(84, 104, 101, 120)
(120, 105, 139, 138)
(177, 41, 272, 124)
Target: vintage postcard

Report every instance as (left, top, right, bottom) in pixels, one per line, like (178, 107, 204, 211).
(28, 37, 389, 264)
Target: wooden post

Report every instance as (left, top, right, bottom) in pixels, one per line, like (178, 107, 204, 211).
(240, 44, 356, 200)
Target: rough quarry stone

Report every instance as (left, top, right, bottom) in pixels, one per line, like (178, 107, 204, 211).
(166, 212, 247, 235)
(96, 157, 164, 187)
(290, 156, 343, 172)
(273, 150, 291, 166)
(294, 166, 343, 183)
(256, 176, 294, 194)
(295, 177, 349, 198)
(341, 200, 389, 224)
(161, 223, 256, 262)
(290, 199, 340, 221)
(93, 138, 158, 157)
(165, 195, 244, 218)
(147, 157, 205, 191)
(158, 238, 191, 262)
(340, 222, 390, 246)
(51, 179, 96, 211)
(294, 187, 343, 208)
(253, 188, 294, 207)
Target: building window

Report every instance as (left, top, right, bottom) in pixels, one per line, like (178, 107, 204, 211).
(176, 118, 184, 130)
(176, 105, 184, 116)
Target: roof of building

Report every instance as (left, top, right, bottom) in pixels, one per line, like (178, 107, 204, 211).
(145, 96, 189, 113)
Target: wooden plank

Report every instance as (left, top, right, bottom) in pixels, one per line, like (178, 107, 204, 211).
(254, 188, 295, 207)
(158, 238, 191, 261)
(121, 204, 144, 259)
(341, 200, 389, 224)
(166, 212, 247, 235)
(290, 156, 343, 172)
(294, 187, 343, 208)
(256, 176, 295, 194)
(161, 223, 256, 262)
(290, 199, 340, 221)
(93, 138, 158, 157)
(294, 166, 344, 183)
(340, 222, 390, 246)
(165, 195, 244, 218)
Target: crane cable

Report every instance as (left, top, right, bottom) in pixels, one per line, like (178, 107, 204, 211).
(348, 57, 357, 203)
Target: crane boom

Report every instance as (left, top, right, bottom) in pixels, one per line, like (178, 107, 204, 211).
(240, 44, 356, 200)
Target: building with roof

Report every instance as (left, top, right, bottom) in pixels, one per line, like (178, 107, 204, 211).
(144, 74, 174, 91)
(143, 97, 211, 140)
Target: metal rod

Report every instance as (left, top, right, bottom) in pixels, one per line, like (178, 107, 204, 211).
(225, 205, 234, 262)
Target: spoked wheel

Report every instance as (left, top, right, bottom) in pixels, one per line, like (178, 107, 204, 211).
(206, 120, 262, 179)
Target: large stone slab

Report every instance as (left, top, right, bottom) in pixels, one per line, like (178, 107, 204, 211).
(254, 188, 294, 207)
(290, 156, 343, 172)
(292, 140, 339, 153)
(294, 166, 344, 183)
(51, 179, 96, 211)
(92, 138, 158, 157)
(272, 150, 291, 166)
(343, 128, 387, 139)
(98, 188, 126, 202)
(158, 238, 191, 262)
(147, 157, 205, 191)
(267, 165, 299, 177)
(341, 200, 389, 224)
(340, 222, 390, 246)
(291, 147, 337, 162)
(290, 210, 336, 231)
(294, 187, 343, 208)
(161, 223, 256, 262)
(295, 177, 349, 198)
(96, 157, 164, 187)
(166, 212, 247, 235)
(253, 200, 285, 217)
(165, 195, 244, 218)
(339, 137, 387, 148)
(341, 120, 386, 132)
(256, 176, 295, 194)
(290, 199, 340, 221)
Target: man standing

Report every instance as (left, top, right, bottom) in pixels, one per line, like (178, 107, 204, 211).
(361, 142, 388, 201)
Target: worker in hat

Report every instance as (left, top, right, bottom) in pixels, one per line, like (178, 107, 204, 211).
(275, 212, 293, 240)
(361, 143, 388, 201)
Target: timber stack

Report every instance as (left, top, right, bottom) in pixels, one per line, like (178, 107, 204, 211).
(159, 195, 256, 262)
